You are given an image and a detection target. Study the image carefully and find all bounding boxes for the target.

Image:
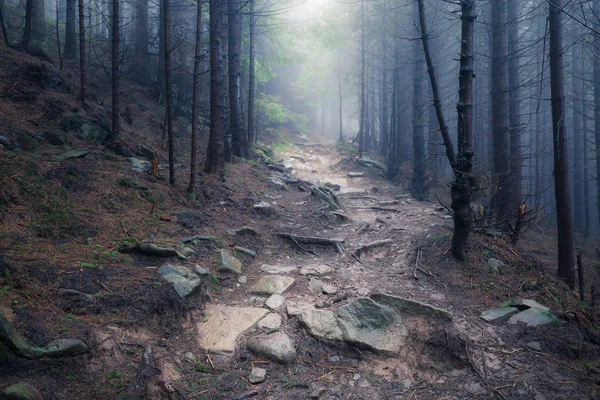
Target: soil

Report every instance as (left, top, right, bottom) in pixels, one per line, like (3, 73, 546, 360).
(1, 47, 600, 400)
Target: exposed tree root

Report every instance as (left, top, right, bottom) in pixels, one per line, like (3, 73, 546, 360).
(278, 233, 345, 253)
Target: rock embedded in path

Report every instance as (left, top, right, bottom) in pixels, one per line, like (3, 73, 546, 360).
(228, 226, 259, 236)
(348, 172, 364, 178)
(260, 264, 297, 274)
(480, 307, 519, 322)
(336, 298, 407, 354)
(56, 150, 88, 161)
(253, 201, 273, 215)
(158, 264, 202, 298)
(513, 298, 550, 312)
(250, 276, 295, 295)
(300, 309, 343, 341)
(299, 264, 334, 276)
(268, 177, 289, 191)
(257, 313, 282, 329)
(309, 278, 324, 294)
(248, 367, 267, 384)
(198, 306, 269, 353)
(265, 294, 285, 311)
(508, 308, 560, 327)
(487, 258, 505, 274)
(321, 284, 338, 295)
(219, 249, 243, 274)
(0, 382, 43, 400)
(246, 332, 296, 364)
(234, 247, 257, 257)
(370, 293, 453, 321)
(526, 341, 542, 351)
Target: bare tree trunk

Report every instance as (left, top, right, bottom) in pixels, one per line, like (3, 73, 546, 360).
(549, 0, 575, 289)
(379, 28, 388, 157)
(418, 0, 475, 261)
(55, 0, 63, 69)
(23, 0, 45, 54)
(338, 51, 343, 142)
(206, 0, 226, 173)
(0, 3, 9, 47)
(507, 0, 521, 210)
(64, 0, 77, 59)
(189, 0, 203, 192)
(491, 0, 510, 226)
(229, 0, 247, 158)
(583, 60, 591, 239)
(358, 0, 365, 158)
(111, 0, 119, 143)
(411, 0, 426, 201)
(78, 0, 86, 103)
(595, 0, 600, 236)
(134, 0, 149, 81)
(163, 0, 174, 184)
(572, 35, 585, 232)
(247, 0, 255, 144)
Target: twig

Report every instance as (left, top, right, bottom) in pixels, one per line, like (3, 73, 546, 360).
(0, 174, 18, 186)
(314, 371, 334, 381)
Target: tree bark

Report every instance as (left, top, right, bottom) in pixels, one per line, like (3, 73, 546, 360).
(572, 33, 584, 232)
(507, 0, 521, 211)
(78, 0, 86, 103)
(163, 0, 174, 184)
(491, 0, 510, 226)
(134, 0, 149, 81)
(549, 0, 576, 289)
(358, 0, 365, 158)
(23, 0, 45, 54)
(111, 0, 119, 143)
(64, 0, 77, 59)
(189, 0, 203, 192)
(229, 0, 247, 158)
(411, 0, 426, 201)
(247, 0, 255, 145)
(418, 0, 475, 261)
(206, 0, 226, 173)
(595, 0, 600, 236)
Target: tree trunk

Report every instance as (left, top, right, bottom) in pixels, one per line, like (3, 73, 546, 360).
(595, 0, 600, 236)
(572, 34, 584, 232)
(379, 30, 388, 157)
(134, 0, 149, 81)
(206, 0, 226, 173)
(491, 0, 510, 226)
(23, 0, 45, 54)
(549, 0, 576, 289)
(411, 0, 426, 201)
(64, 0, 76, 59)
(78, 0, 86, 103)
(507, 0, 521, 211)
(418, 0, 475, 261)
(163, 0, 174, 184)
(583, 59, 591, 239)
(229, 0, 247, 158)
(247, 0, 255, 145)
(111, 0, 119, 143)
(358, 0, 365, 158)
(189, 0, 203, 192)
(338, 51, 343, 142)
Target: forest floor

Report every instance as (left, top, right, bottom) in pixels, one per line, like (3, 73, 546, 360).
(1, 46, 600, 400)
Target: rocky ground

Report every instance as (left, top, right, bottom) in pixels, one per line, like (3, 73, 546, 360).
(2, 139, 600, 400)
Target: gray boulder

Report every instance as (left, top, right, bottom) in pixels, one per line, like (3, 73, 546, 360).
(246, 332, 296, 364)
(0, 383, 43, 400)
(219, 250, 243, 274)
(480, 307, 519, 322)
(300, 309, 343, 341)
(487, 258, 505, 274)
(157, 264, 201, 298)
(248, 367, 267, 384)
(370, 293, 453, 321)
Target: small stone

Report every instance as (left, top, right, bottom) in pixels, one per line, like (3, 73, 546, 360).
(254, 201, 272, 214)
(258, 313, 282, 329)
(248, 367, 267, 384)
(480, 307, 519, 322)
(487, 258, 504, 274)
(526, 341, 542, 352)
(195, 265, 210, 277)
(234, 247, 257, 257)
(219, 249, 243, 274)
(329, 355, 340, 363)
(309, 278, 324, 294)
(357, 378, 371, 388)
(180, 247, 196, 258)
(250, 276, 295, 295)
(321, 284, 338, 295)
(310, 387, 326, 399)
(0, 383, 43, 400)
(315, 300, 327, 308)
(268, 177, 289, 191)
(56, 150, 88, 161)
(157, 264, 202, 298)
(287, 305, 303, 316)
(185, 351, 195, 361)
(228, 226, 259, 236)
(401, 378, 412, 389)
(265, 294, 285, 311)
(299, 264, 334, 276)
(246, 332, 296, 364)
(348, 172, 364, 178)
(352, 374, 361, 381)
(59, 289, 94, 303)
(260, 264, 297, 274)
(238, 276, 248, 284)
